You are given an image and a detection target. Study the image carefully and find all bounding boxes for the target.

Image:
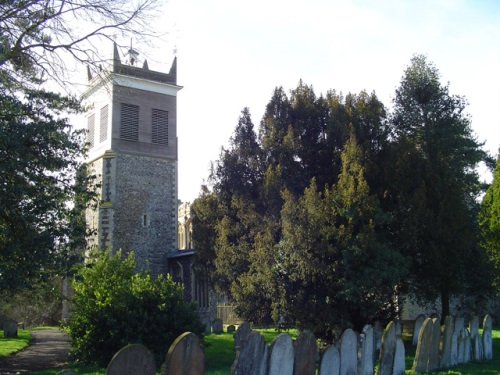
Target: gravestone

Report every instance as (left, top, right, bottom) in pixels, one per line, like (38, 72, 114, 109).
(393, 337, 405, 375)
(412, 318, 433, 373)
(412, 315, 426, 346)
(427, 318, 441, 372)
(373, 321, 383, 351)
(452, 316, 464, 366)
(3, 320, 17, 338)
(483, 314, 493, 332)
(231, 331, 268, 375)
(234, 322, 252, 352)
(358, 325, 374, 375)
(339, 329, 357, 375)
(454, 316, 465, 336)
(212, 318, 223, 334)
(227, 325, 236, 333)
(106, 344, 156, 375)
(293, 330, 316, 375)
(457, 328, 468, 364)
(378, 321, 396, 375)
(472, 333, 483, 361)
(469, 316, 479, 338)
(319, 345, 340, 375)
(464, 335, 472, 363)
(440, 315, 455, 368)
(483, 328, 493, 360)
(451, 331, 458, 366)
(268, 333, 294, 375)
(161, 332, 205, 375)
(55, 371, 77, 375)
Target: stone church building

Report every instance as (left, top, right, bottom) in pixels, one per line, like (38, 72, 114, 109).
(82, 44, 215, 328)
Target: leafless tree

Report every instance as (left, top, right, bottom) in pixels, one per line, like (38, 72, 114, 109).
(0, 0, 161, 89)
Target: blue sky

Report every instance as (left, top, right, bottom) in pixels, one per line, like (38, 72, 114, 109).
(142, 0, 500, 203)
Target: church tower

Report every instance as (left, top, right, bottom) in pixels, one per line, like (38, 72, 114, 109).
(82, 44, 181, 275)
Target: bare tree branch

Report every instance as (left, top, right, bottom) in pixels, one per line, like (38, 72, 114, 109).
(0, 0, 162, 91)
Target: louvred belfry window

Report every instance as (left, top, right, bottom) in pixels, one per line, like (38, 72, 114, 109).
(120, 103, 139, 141)
(100, 105, 109, 143)
(152, 108, 168, 145)
(87, 114, 95, 148)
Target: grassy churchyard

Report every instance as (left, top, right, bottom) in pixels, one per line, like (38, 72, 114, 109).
(1, 326, 499, 375)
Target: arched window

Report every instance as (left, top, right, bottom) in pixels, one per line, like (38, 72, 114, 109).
(192, 270, 209, 309)
(178, 224, 185, 249)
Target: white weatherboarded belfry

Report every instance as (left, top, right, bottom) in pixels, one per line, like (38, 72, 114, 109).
(83, 43, 181, 277)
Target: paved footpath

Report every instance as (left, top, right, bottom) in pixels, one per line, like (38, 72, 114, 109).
(0, 329, 70, 374)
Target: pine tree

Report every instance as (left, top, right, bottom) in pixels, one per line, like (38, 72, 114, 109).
(480, 154, 500, 291)
(389, 55, 491, 318)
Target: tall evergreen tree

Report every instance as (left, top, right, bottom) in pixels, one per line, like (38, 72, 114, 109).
(389, 54, 492, 318)
(279, 131, 405, 337)
(480, 154, 500, 291)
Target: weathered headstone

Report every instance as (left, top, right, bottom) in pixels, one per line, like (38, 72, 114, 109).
(212, 318, 223, 334)
(161, 332, 205, 375)
(2, 320, 17, 338)
(469, 316, 479, 338)
(451, 316, 465, 366)
(107, 344, 156, 375)
(427, 318, 441, 372)
(472, 333, 483, 361)
(412, 315, 426, 346)
(451, 330, 458, 366)
(358, 325, 374, 375)
(483, 328, 493, 360)
(457, 328, 468, 364)
(454, 316, 465, 336)
(231, 331, 268, 375)
(319, 345, 340, 375)
(373, 321, 383, 351)
(483, 314, 493, 332)
(227, 325, 236, 333)
(393, 337, 405, 375)
(440, 315, 455, 368)
(339, 329, 357, 375)
(464, 335, 472, 363)
(378, 321, 396, 375)
(293, 330, 316, 375)
(412, 318, 433, 373)
(268, 333, 294, 375)
(234, 322, 252, 352)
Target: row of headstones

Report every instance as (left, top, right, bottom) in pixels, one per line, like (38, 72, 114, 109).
(62, 315, 494, 375)
(412, 314, 494, 373)
(232, 321, 403, 375)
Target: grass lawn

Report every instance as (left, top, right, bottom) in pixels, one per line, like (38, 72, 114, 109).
(0, 329, 31, 358)
(12, 325, 500, 374)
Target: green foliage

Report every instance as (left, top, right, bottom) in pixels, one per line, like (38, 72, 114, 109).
(65, 249, 204, 367)
(0, 277, 63, 327)
(480, 155, 500, 291)
(279, 132, 406, 337)
(389, 54, 493, 317)
(0, 0, 158, 293)
(0, 88, 95, 290)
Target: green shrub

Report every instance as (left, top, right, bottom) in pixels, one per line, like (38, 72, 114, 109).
(65, 249, 204, 367)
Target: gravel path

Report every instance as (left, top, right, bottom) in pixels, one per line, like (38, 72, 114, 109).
(0, 329, 70, 374)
